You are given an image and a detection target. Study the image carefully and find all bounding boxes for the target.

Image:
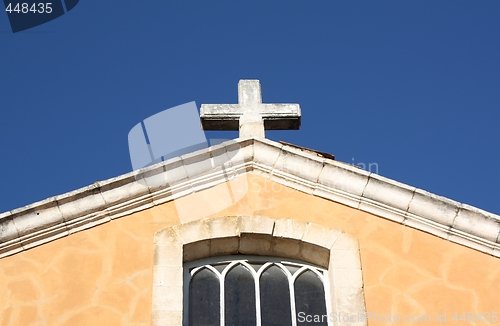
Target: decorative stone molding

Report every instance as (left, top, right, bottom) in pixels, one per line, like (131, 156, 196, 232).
(0, 139, 253, 258)
(152, 216, 367, 326)
(1, 137, 500, 259)
(254, 138, 500, 257)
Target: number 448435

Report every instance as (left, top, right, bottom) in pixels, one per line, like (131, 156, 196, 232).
(5, 3, 53, 14)
(452, 312, 498, 323)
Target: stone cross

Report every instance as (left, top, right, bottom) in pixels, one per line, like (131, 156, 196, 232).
(200, 80, 301, 138)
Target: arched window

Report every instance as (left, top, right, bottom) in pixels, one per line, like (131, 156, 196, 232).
(152, 216, 366, 326)
(184, 256, 330, 326)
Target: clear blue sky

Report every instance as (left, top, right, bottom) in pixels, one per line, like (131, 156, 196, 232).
(1, 1, 499, 215)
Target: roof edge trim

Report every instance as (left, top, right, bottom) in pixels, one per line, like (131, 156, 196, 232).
(1, 137, 499, 258)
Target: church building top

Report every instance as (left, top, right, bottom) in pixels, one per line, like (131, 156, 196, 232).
(1, 80, 500, 260)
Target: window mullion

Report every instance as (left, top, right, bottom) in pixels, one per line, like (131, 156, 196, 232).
(277, 263, 297, 326)
(219, 266, 225, 326)
(255, 270, 261, 326)
(323, 270, 333, 326)
(288, 270, 298, 326)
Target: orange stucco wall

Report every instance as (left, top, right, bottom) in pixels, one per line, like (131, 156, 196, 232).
(1, 173, 499, 325)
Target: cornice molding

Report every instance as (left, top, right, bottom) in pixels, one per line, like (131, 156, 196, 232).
(1, 137, 499, 258)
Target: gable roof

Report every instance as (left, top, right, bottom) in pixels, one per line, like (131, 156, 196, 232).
(1, 137, 499, 258)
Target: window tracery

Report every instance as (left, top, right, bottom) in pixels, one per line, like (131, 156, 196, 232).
(185, 256, 330, 326)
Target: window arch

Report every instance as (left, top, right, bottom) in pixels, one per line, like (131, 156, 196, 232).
(152, 216, 366, 326)
(184, 256, 330, 326)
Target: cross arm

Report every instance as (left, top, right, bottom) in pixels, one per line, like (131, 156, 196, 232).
(200, 104, 242, 130)
(260, 104, 301, 130)
(200, 104, 301, 130)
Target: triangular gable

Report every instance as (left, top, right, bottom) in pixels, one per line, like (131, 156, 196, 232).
(1, 137, 499, 258)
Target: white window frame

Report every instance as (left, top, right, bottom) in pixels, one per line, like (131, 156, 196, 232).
(152, 216, 367, 326)
(184, 255, 333, 326)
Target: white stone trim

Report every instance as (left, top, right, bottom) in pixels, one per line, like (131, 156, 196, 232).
(152, 216, 367, 326)
(1, 137, 500, 259)
(0, 139, 253, 258)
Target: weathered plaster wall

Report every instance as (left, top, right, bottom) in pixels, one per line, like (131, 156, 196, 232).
(1, 173, 499, 325)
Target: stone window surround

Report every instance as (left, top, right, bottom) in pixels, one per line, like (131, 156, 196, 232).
(152, 215, 367, 326)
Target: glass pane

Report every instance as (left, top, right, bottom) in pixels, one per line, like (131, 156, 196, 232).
(225, 264, 256, 326)
(260, 265, 292, 326)
(284, 265, 300, 276)
(249, 262, 266, 273)
(189, 268, 220, 326)
(213, 263, 229, 274)
(295, 270, 327, 326)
